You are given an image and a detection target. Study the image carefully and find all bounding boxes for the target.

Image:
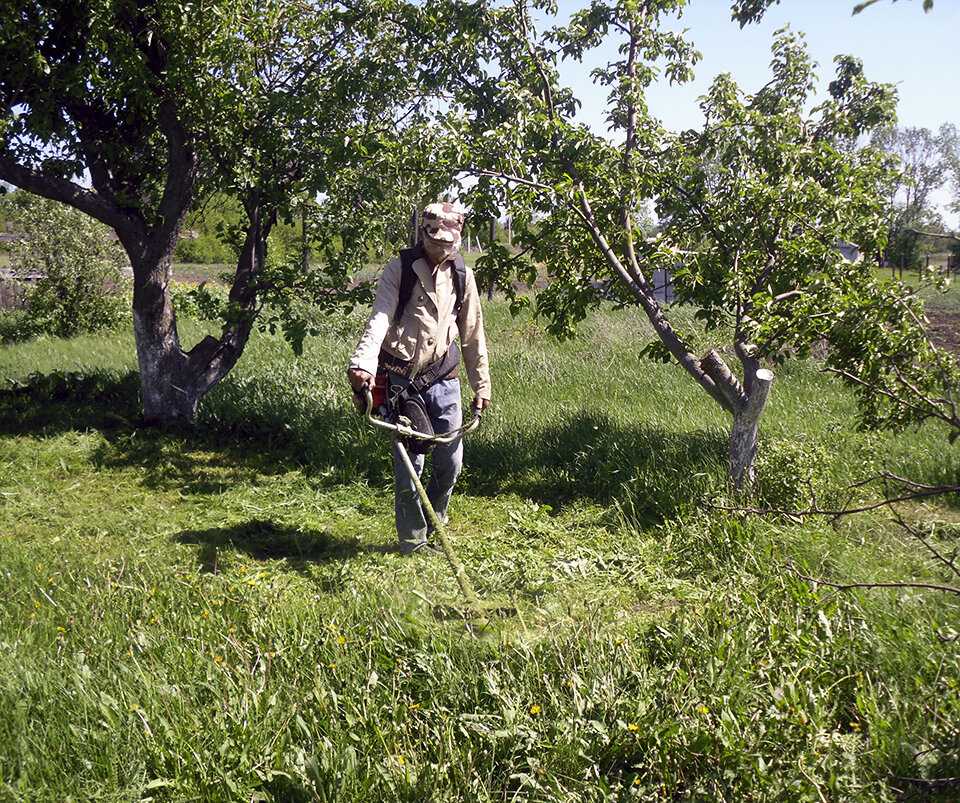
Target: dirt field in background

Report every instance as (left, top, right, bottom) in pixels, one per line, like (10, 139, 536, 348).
(927, 308, 960, 353)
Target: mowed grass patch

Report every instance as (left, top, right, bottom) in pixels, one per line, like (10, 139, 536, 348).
(1, 298, 959, 801)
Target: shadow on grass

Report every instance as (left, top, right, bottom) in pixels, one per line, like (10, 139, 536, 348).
(465, 410, 730, 523)
(176, 517, 392, 571)
(0, 368, 728, 522)
(1, 369, 736, 522)
(0, 367, 390, 487)
(0, 368, 143, 433)
(14, 367, 955, 526)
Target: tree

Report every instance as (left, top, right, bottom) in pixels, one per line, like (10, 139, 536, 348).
(7, 193, 128, 338)
(870, 125, 949, 268)
(447, 1, 899, 486)
(0, 0, 438, 424)
(941, 123, 960, 222)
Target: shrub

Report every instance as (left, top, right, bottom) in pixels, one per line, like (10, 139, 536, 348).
(173, 233, 237, 264)
(752, 438, 834, 511)
(0, 308, 29, 343)
(8, 195, 129, 339)
(169, 280, 230, 322)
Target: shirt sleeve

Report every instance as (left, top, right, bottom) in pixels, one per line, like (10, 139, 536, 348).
(457, 267, 492, 400)
(350, 258, 402, 376)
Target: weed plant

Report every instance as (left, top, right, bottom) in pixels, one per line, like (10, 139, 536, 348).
(0, 298, 958, 801)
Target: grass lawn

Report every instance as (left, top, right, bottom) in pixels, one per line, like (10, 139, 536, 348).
(0, 297, 958, 801)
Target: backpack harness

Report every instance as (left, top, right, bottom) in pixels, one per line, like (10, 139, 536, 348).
(393, 244, 467, 324)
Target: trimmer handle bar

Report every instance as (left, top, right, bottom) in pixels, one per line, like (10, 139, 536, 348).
(362, 386, 481, 444)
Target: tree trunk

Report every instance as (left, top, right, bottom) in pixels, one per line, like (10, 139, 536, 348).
(129, 200, 266, 426)
(127, 233, 197, 423)
(729, 368, 774, 488)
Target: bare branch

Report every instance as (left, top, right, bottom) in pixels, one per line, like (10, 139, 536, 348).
(903, 228, 960, 243)
(782, 561, 960, 597)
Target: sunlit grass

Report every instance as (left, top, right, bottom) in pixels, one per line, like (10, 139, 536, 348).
(0, 297, 958, 800)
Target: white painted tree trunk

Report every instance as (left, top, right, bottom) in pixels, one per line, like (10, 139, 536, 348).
(729, 368, 775, 488)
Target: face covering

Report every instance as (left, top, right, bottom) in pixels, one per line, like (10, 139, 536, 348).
(423, 233, 460, 260)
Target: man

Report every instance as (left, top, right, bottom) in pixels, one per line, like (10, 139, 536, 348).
(348, 202, 491, 555)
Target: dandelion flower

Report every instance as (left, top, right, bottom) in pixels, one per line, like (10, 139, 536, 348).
(530, 705, 541, 715)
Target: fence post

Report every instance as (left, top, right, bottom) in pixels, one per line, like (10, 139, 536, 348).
(487, 216, 495, 300)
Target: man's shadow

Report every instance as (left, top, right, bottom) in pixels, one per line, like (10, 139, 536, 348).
(175, 517, 396, 579)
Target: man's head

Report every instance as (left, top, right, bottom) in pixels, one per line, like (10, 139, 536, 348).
(421, 201, 466, 263)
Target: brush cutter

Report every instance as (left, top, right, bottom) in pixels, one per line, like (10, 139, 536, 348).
(360, 382, 514, 624)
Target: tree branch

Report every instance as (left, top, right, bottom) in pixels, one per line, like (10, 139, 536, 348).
(782, 561, 960, 597)
(903, 227, 960, 242)
(0, 155, 131, 234)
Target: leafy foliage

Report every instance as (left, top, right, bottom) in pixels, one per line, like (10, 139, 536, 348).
(659, 43, 897, 359)
(6, 195, 128, 339)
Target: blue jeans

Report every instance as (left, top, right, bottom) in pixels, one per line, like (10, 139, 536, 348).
(389, 375, 463, 555)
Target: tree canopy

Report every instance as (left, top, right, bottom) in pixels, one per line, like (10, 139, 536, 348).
(0, 0, 453, 423)
(439, 0, 907, 484)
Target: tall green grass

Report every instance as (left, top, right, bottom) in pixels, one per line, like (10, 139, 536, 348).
(1, 298, 958, 801)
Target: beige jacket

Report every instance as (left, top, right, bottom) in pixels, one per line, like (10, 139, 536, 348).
(350, 251, 492, 400)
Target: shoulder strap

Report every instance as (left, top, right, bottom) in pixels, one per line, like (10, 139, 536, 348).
(394, 246, 421, 324)
(451, 253, 467, 317)
(408, 341, 461, 396)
